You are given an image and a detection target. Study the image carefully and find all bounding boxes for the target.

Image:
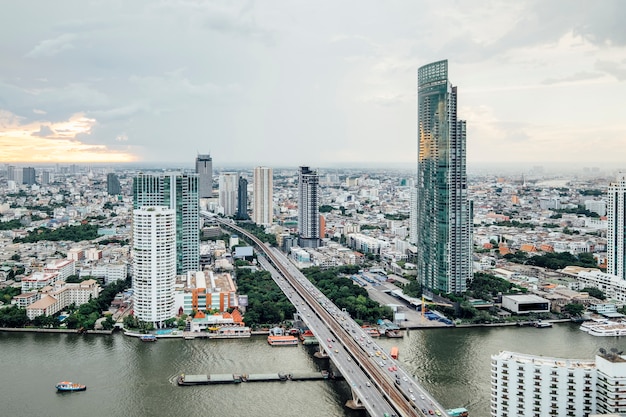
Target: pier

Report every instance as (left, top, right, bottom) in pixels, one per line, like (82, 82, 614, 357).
(177, 370, 339, 386)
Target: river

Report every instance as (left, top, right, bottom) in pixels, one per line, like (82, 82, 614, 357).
(2, 323, 626, 417)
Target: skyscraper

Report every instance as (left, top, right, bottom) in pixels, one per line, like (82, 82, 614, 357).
(298, 166, 320, 248)
(133, 172, 199, 274)
(253, 166, 273, 226)
(195, 154, 213, 198)
(218, 173, 239, 217)
(237, 176, 249, 220)
(107, 173, 121, 195)
(132, 206, 176, 327)
(607, 173, 626, 280)
(416, 60, 472, 293)
(23, 167, 36, 185)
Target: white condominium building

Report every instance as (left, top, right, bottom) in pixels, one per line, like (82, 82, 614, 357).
(607, 173, 626, 280)
(253, 166, 273, 226)
(132, 206, 176, 327)
(491, 350, 626, 417)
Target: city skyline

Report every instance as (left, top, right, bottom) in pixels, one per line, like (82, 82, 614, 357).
(1, 1, 625, 168)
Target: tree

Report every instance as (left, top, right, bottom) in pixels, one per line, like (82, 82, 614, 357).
(563, 303, 584, 317)
(581, 287, 606, 300)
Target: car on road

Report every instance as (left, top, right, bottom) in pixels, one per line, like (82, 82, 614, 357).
(410, 395, 416, 401)
(366, 381, 371, 387)
(420, 395, 425, 400)
(435, 411, 442, 416)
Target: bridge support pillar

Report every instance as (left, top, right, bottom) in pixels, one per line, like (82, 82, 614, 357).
(345, 388, 365, 410)
(314, 345, 329, 358)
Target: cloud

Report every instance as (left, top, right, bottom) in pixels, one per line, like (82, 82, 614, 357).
(542, 71, 604, 85)
(25, 33, 76, 58)
(595, 60, 626, 81)
(32, 108, 47, 115)
(32, 125, 55, 137)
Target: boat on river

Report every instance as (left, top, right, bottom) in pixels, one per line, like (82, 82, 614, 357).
(56, 381, 86, 392)
(140, 334, 157, 342)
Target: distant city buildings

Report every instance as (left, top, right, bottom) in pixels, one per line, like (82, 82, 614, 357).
(298, 166, 320, 248)
(132, 206, 176, 327)
(253, 166, 273, 226)
(107, 173, 121, 195)
(415, 59, 472, 293)
(132, 172, 199, 274)
(607, 173, 626, 280)
(195, 153, 213, 198)
(237, 176, 249, 220)
(22, 167, 36, 185)
(491, 350, 626, 417)
(218, 172, 239, 217)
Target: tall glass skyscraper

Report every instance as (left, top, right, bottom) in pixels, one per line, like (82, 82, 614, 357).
(416, 60, 472, 293)
(298, 166, 320, 248)
(133, 172, 199, 275)
(195, 153, 213, 198)
(607, 173, 626, 280)
(237, 176, 249, 220)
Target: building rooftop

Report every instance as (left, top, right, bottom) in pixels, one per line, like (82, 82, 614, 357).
(493, 350, 596, 369)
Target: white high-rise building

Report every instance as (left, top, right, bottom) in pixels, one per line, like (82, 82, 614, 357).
(491, 350, 626, 417)
(298, 166, 320, 248)
(253, 166, 273, 226)
(132, 206, 176, 327)
(607, 173, 626, 280)
(219, 173, 239, 217)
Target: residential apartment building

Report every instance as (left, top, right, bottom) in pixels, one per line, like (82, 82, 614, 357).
(132, 206, 176, 326)
(107, 173, 121, 195)
(25, 279, 101, 320)
(415, 59, 472, 293)
(298, 166, 320, 248)
(195, 153, 213, 198)
(218, 172, 239, 217)
(607, 173, 626, 280)
(253, 166, 273, 226)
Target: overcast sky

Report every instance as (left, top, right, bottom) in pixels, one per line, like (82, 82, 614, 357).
(1, 0, 625, 169)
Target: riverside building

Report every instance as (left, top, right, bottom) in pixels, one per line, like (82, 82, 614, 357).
(415, 59, 472, 293)
(491, 350, 626, 417)
(133, 172, 199, 274)
(607, 173, 626, 280)
(132, 206, 176, 327)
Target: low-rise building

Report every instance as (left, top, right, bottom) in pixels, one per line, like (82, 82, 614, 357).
(501, 294, 551, 314)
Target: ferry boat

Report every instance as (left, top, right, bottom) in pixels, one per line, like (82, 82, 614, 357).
(56, 381, 87, 392)
(140, 334, 157, 342)
(361, 326, 380, 337)
(533, 321, 553, 328)
(446, 407, 469, 417)
(267, 327, 298, 346)
(580, 320, 626, 337)
(385, 329, 404, 338)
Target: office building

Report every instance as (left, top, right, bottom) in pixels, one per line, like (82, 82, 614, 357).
(415, 59, 472, 293)
(491, 350, 626, 417)
(195, 153, 213, 198)
(218, 172, 239, 217)
(132, 206, 176, 327)
(607, 173, 626, 280)
(237, 176, 249, 220)
(133, 172, 199, 274)
(253, 166, 273, 226)
(23, 167, 36, 185)
(107, 173, 121, 195)
(298, 166, 320, 248)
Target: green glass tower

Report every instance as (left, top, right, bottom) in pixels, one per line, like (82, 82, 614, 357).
(133, 172, 199, 275)
(416, 60, 472, 293)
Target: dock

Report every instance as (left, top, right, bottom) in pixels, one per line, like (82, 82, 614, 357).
(177, 370, 338, 386)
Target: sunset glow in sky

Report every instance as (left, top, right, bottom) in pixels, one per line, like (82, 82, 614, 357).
(1, 1, 625, 168)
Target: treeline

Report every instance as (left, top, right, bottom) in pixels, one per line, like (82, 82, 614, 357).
(236, 268, 295, 327)
(526, 252, 597, 270)
(13, 223, 99, 243)
(0, 219, 22, 230)
(235, 221, 277, 246)
(301, 266, 392, 324)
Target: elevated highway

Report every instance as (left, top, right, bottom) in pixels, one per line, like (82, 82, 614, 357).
(204, 214, 450, 417)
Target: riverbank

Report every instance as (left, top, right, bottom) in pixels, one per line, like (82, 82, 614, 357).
(454, 318, 572, 328)
(0, 327, 113, 335)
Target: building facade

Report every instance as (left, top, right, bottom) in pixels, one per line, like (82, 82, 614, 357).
(23, 167, 36, 185)
(415, 59, 472, 293)
(237, 176, 249, 220)
(133, 172, 199, 274)
(253, 166, 273, 226)
(107, 173, 121, 195)
(132, 206, 176, 326)
(607, 173, 626, 280)
(195, 153, 213, 198)
(298, 166, 320, 248)
(218, 172, 239, 217)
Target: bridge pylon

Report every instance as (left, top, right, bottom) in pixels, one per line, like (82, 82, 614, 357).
(345, 388, 365, 410)
(314, 344, 329, 358)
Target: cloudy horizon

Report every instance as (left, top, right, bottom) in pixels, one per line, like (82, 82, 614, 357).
(1, 1, 625, 169)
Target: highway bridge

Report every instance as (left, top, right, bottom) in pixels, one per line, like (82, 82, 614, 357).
(203, 214, 450, 417)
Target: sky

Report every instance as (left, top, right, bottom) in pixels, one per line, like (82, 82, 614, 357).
(1, 0, 625, 169)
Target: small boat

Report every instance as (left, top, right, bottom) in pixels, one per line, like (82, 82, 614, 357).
(140, 334, 157, 342)
(56, 381, 86, 392)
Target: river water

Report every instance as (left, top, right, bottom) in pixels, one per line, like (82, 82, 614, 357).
(2, 323, 626, 417)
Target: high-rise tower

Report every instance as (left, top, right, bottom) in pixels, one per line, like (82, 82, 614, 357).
(107, 173, 121, 195)
(607, 173, 626, 280)
(298, 166, 320, 248)
(253, 166, 273, 226)
(219, 173, 239, 217)
(237, 176, 249, 220)
(133, 172, 199, 274)
(195, 154, 213, 198)
(132, 206, 176, 327)
(416, 60, 472, 293)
